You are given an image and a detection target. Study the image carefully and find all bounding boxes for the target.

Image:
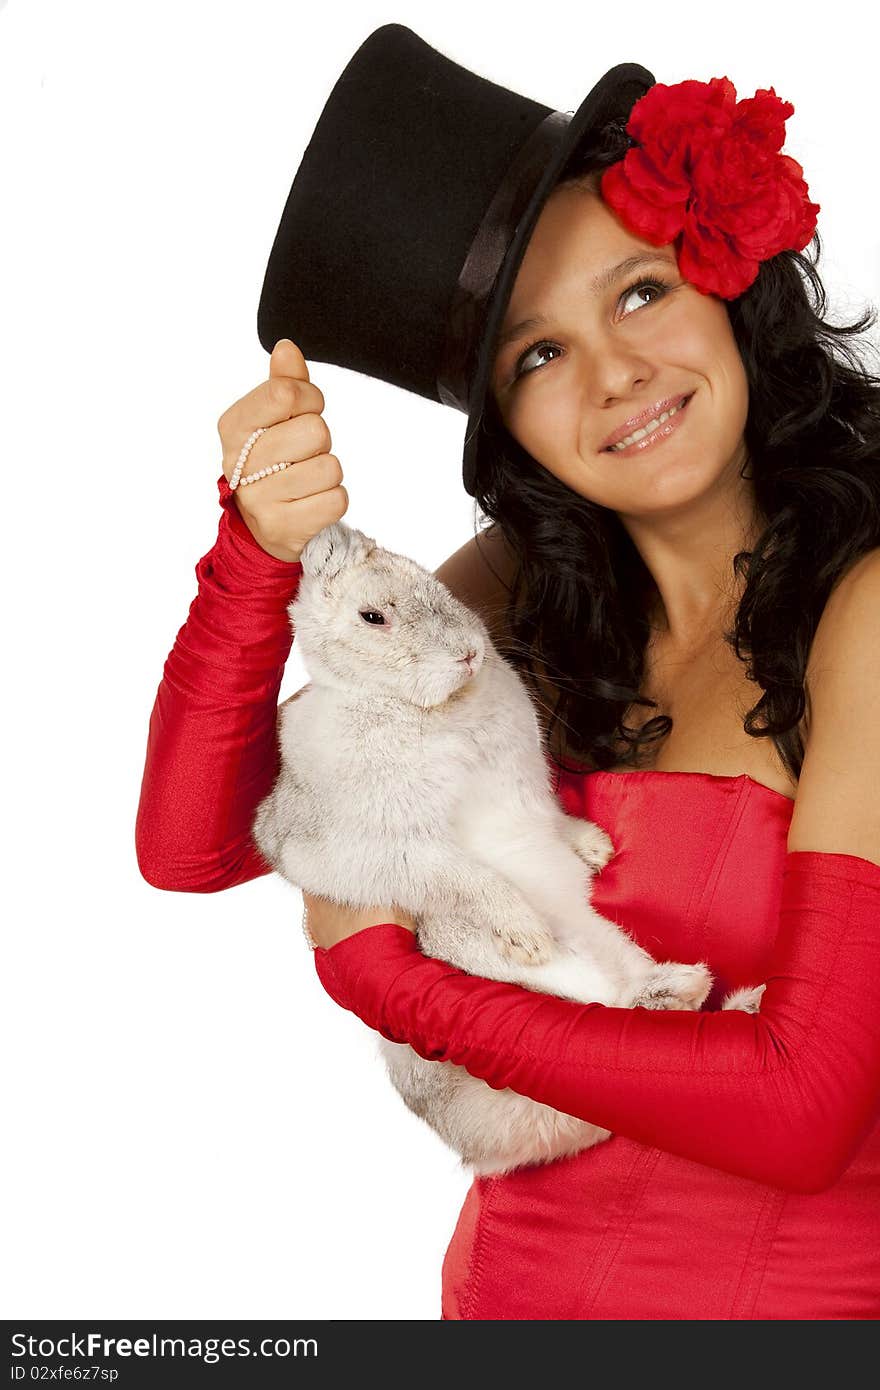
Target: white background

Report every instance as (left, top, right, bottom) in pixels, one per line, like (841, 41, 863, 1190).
(2, 0, 878, 1321)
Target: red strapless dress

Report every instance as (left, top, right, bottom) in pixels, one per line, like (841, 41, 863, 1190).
(438, 767, 880, 1321)
(315, 767, 880, 1321)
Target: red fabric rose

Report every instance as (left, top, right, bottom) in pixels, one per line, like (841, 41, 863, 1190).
(599, 77, 820, 298)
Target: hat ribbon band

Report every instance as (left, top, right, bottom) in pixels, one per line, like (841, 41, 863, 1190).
(436, 108, 574, 415)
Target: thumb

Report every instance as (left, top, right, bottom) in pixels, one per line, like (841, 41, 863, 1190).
(269, 337, 310, 384)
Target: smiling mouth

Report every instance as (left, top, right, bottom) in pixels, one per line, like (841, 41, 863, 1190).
(603, 393, 694, 452)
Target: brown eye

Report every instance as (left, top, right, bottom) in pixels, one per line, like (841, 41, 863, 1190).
(359, 611, 386, 625)
(619, 279, 668, 317)
(513, 340, 563, 383)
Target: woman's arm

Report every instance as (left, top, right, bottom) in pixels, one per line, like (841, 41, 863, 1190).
(313, 848, 880, 1193)
(135, 476, 303, 892)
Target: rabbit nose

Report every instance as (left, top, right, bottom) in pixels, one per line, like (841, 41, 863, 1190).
(459, 648, 477, 666)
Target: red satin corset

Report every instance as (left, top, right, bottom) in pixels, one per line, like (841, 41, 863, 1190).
(441, 768, 880, 1321)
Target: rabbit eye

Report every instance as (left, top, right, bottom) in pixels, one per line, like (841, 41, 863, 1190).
(359, 610, 386, 625)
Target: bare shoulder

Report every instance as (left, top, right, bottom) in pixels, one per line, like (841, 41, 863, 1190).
(433, 523, 519, 644)
(789, 545, 880, 862)
(805, 545, 880, 686)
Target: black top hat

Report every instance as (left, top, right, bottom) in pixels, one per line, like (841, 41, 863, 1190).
(257, 24, 654, 497)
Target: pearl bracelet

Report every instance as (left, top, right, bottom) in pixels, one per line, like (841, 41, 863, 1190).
(228, 427, 295, 491)
(302, 902, 317, 951)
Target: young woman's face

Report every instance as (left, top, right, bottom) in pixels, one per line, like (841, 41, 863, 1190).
(489, 179, 751, 522)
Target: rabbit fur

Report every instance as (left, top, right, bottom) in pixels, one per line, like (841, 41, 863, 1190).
(253, 521, 761, 1176)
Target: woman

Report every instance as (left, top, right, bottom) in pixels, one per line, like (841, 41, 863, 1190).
(137, 29, 880, 1318)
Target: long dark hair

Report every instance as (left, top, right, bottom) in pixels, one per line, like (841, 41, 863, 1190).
(471, 117, 880, 783)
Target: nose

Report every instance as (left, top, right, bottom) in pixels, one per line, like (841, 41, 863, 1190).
(582, 333, 653, 408)
(459, 648, 477, 667)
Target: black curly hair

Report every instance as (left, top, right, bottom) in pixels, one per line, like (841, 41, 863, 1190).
(469, 116, 880, 784)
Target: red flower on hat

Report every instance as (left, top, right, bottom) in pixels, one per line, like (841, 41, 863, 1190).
(599, 77, 820, 298)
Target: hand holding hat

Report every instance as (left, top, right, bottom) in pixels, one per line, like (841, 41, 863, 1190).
(217, 339, 348, 564)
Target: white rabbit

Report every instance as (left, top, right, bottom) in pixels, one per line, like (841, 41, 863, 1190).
(253, 521, 735, 1176)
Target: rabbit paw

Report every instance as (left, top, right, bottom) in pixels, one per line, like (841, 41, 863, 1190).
(568, 819, 616, 870)
(492, 922, 555, 967)
(631, 960, 713, 1012)
(721, 983, 766, 1013)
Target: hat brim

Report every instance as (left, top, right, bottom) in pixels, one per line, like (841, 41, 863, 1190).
(460, 62, 654, 497)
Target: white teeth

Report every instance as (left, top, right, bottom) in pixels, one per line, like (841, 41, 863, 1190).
(609, 397, 688, 451)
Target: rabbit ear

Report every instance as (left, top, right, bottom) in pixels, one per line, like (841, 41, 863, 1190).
(300, 522, 378, 579)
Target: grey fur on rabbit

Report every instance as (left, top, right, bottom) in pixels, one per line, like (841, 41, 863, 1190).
(252, 522, 763, 1176)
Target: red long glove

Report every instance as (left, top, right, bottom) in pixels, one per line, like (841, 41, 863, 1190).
(314, 849, 880, 1194)
(135, 476, 303, 891)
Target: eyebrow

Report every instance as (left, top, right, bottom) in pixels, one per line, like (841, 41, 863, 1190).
(494, 251, 679, 353)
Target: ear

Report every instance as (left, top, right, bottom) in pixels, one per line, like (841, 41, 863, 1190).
(300, 522, 378, 580)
